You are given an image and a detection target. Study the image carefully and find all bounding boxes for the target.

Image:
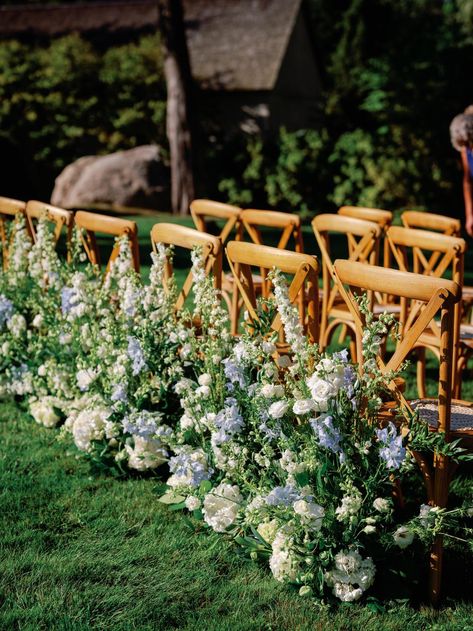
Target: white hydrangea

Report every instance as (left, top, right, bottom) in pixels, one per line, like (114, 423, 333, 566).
(325, 549, 375, 602)
(71, 407, 111, 452)
(185, 495, 201, 511)
(257, 519, 279, 544)
(203, 483, 242, 532)
(125, 436, 168, 471)
(29, 397, 62, 428)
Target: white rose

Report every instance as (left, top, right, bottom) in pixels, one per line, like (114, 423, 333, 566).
(203, 483, 242, 532)
(292, 399, 316, 415)
(268, 400, 289, 419)
(393, 526, 414, 549)
(198, 373, 212, 387)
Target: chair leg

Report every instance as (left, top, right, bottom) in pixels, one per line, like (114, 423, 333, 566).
(429, 535, 443, 607)
(416, 348, 427, 399)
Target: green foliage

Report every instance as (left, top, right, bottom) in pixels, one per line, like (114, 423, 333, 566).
(0, 34, 166, 196)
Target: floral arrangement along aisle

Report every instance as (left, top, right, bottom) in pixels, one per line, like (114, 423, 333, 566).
(0, 215, 471, 604)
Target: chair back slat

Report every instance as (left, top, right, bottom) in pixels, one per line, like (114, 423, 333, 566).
(0, 196, 28, 268)
(190, 199, 241, 245)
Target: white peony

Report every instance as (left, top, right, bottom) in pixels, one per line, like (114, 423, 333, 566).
(203, 483, 242, 532)
(268, 400, 289, 419)
(29, 398, 62, 428)
(126, 436, 168, 471)
(393, 526, 414, 549)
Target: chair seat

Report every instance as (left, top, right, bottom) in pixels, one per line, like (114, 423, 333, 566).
(411, 398, 473, 433)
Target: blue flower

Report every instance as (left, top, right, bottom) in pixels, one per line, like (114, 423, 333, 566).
(376, 422, 406, 470)
(0, 295, 14, 327)
(61, 287, 77, 315)
(265, 485, 300, 507)
(311, 415, 343, 455)
(127, 336, 148, 376)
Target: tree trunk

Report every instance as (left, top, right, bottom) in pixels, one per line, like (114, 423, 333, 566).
(158, 0, 195, 215)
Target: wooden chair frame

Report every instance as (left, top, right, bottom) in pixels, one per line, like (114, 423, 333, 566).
(190, 199, 242, 245)
(338, 205, 393, 270)
(385, 226, 466, 398)
(401, 210, 461, 236)
(226, 241, 319, 343)
(150, 223, 222, 313)
(311, 214, 382, 352)
(0, 196, 28, 269)
(333, 259, 462, 606)
(74, 210, 140, 274)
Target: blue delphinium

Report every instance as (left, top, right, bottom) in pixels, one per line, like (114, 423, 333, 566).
(0, 295, 14, 328)
(376, 422, 406, 470)
(127, 336, 148, 376)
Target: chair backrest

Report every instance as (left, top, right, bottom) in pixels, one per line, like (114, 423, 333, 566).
(226, 240, 319, 343)
(150, 223, 222, 312)
(0, 196, 28, 268)
(338, 205, 393, 229)
(401, 210, 461, 236)
(25, 200, 74, 247)
(74, 210, 140, 274)
(333, 259, 461, 436)
(190, 199, 242, 245)
(312, 214, 382, 323)
(386, 226, 465, 354)
(238, 208, 304, 252)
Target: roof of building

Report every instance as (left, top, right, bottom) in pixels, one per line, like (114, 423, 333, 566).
(0, 0, 303, 91)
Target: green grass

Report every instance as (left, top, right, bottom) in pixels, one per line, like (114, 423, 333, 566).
(1, 404, 473, 630)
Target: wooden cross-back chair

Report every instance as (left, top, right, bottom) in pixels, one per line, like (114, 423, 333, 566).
(338, 205, 393, 269)
(226, 240, 319, 344)
(385, 226, 467, 398)
(401, 210, 473, 326)
(0, 196, 28, 269)
(227, 209, 304, 335)
(150, 223, 222, 313)
(25, 200, 74, 258)
(333, 259, 472, 606)
(74, 210, 140, 275)
(311, 214, 382, 353)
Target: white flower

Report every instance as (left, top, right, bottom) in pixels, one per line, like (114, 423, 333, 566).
(257, 519, 279, 544)
(203, 483, 242, 532)
(335, 491, 362, 522)
(126, 436, 168, 471)
(279, 449, 305, 474)
(269, 529, 300, 582)
(292, 399, 316, 415)
(76, 368, 99, 392)
(325, 550, 375, 602)
(363, 525, 376, 534)
(261, 384, 285, 398)
(262, 341, 276, 355)
(195, 385, 211, 398)
(418, 504, 440, 527)
(29, 398, 61, 428)
(185, 495, 201, 511)
(277, 355, 292, 368)
(198, 373, 212, 387)
(7, 314, 26, 337)
(268, 400, 289, 419)
(393, 526, 414, 549)
(32, 313, 43, 328)
(373, 497, 390, 513)
(71, 407, 111, 452)
(293, 499, 324, 531)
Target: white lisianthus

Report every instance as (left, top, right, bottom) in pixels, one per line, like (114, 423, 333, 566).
(198, 373, 212, 387)
(393, 526, 414, 549)
(185, 495, 201, 511)
(261, 384, 284, 399)
(29, 398, 62, 428)
(203, 483, 242, 532)
(126, 436, 168, 471)
(292, 399, 316, 415)
(373, 497, 390, 513)
(268, 400, 289, 419)
(257, 519, 279, 544)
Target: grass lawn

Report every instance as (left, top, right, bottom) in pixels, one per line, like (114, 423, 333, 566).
(1, 403, 473, 630)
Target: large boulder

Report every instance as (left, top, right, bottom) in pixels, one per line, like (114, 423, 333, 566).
(51, 145, 170, 210)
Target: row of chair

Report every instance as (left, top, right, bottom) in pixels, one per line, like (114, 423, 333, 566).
(1, 194, 471, 604)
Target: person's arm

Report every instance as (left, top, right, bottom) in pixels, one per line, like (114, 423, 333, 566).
(461, 147, 473, 236)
